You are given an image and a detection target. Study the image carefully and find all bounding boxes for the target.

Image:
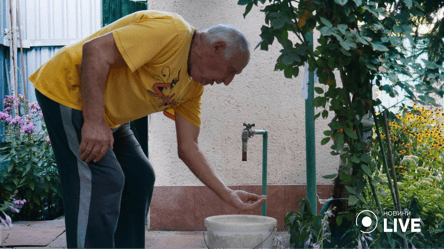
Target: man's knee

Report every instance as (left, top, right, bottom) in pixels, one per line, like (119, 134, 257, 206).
(143, 162, 156, 186)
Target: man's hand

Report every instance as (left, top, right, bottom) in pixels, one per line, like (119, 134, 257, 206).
(227, 190, 267, 211)
(79, 120, 114, 163)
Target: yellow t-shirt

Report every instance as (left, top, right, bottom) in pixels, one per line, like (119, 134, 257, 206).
(29, 10, 204, 129)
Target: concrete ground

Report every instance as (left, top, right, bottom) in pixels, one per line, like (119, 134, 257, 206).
(0, 216, 289, 248)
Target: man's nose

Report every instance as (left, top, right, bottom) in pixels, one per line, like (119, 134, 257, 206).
(223, 75, 235, 86)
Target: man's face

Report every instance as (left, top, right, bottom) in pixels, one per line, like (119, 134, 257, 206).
(191, 40, 249, 86)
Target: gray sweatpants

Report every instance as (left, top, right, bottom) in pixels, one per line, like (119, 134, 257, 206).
(36, 89, 156, 248)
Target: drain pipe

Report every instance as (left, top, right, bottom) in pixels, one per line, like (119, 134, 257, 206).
(242, 123, 268, 216)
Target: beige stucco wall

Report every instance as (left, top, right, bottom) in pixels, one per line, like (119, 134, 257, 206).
(148, 0, 339, 186)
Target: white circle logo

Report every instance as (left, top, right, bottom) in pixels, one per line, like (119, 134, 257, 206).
(356, 210, 378, 233)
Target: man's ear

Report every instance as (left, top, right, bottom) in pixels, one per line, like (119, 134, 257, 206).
(212, 40, 226, 53)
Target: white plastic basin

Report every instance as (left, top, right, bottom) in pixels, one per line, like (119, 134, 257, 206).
(204, 215, 277, 248)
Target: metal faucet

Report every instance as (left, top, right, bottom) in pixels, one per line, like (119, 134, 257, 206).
(242, 123, 255, 161)
(241, 123, 269, 216)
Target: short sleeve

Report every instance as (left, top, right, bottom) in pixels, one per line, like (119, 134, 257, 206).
(112, 19, 179, 72)
(163, 82, 204, 128)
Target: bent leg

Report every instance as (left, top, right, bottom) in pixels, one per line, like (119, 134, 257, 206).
(113, 123, 156, 248)
(36, 90, 125, 248)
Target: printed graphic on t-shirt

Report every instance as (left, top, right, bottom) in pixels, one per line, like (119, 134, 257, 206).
(147, 66, 180, 109)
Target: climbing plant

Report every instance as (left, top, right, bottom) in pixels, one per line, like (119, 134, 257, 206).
(238, 0, 444, 247)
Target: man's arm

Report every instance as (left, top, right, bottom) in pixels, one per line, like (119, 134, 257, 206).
(175, 114, 267, 211)
(79, 33, 126, 163)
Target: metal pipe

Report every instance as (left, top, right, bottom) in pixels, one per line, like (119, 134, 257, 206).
(305, 32, 317, 215)
(242, 124, 268, 216)
(255, 129, 268, 216)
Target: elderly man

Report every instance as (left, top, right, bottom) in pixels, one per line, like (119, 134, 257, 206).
(29, 10, 266, 248)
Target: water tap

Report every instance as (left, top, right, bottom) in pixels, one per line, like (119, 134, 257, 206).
(242, 123, 255, 161)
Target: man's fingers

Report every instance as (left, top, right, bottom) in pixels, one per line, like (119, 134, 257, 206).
(94, 145, 109, 163)
(84, 146, 101, 163)
(79, 140, 89, 155)
(80, 142, 93, 161)
(240, 198, 266, 211)
(252, 197, 267, 208)
(109, 137, 114, 151)
(248, 193, 266, 201)
(238, 194, 267, 211)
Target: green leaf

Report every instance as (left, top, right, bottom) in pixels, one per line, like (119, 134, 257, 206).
(340, 39, 357, 51)
(238, 0, 251, 5)
(331, 99, 342, 110)
(322, 110, 329, 119)
(320, 27, 333, 36)
(334, 133, 345, 151)
(389, 36, 401, 46)
(348, 195, 358, 206)
(243, 2, 254, 18)
(33, 194, 40, 205)
(334, 0, 348, 6)
(284, 67, 294, 78)
(322, 173, 337, 179)
(315, 87, 324, 94)
(328, 57, 335, 69)
(336, 215, 343, 226)
(344, 127, 358, 140)
(357, 36, 369, 45)
(329, 121, 343, 130)
(361, 164, 372, 176)
(282, 55, 294, 65)
(320, 17, 333, 28)
(401, 25, 413, 34)
(26, 162, 31, 174)
(321, 137, 331, 145)
(357, 194, 367, 203)
(337, 24, 348, 34)
(340, 48, 351, 56)
(271, 17, 286, 29)
(372, 43, 389, 52)
(404, 0, 412, 8)
(360, 154, 371, 163)
(351, 155, 360, 163)
(353, 0, 362, 6)
(345, 186, 357, 195)
(393, 25, 403, 34)
(316, 58, 325, 67)
(13, 178, 19, 186)
(30, 181, 35, 191)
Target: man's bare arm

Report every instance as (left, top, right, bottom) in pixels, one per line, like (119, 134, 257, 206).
(79, 32, 126, 163)
(175, 114, 266, 211)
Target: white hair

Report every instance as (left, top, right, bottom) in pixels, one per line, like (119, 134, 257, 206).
(203, 24, 250, 60)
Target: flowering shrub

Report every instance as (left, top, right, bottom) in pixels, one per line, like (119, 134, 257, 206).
(386, 105, 444, 173)
(0, 94, 62, 222)
(0, 197, 27, 227)
(371, 105, 444, 246)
